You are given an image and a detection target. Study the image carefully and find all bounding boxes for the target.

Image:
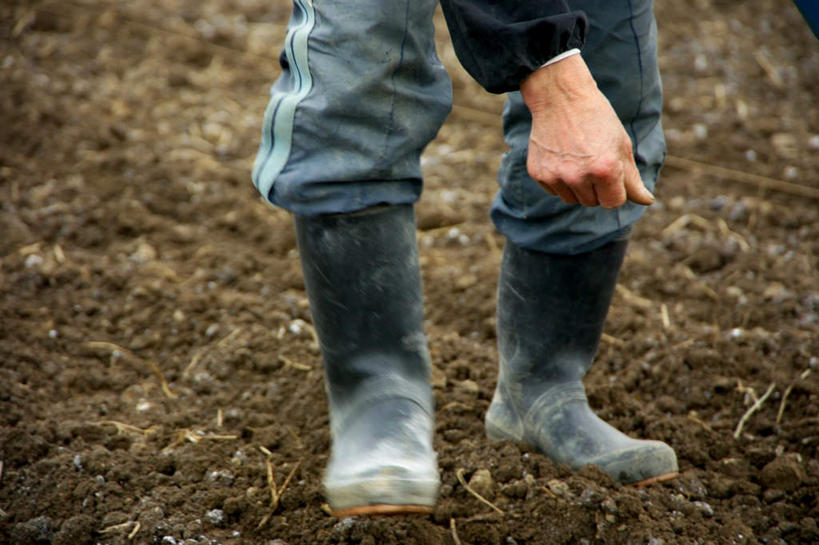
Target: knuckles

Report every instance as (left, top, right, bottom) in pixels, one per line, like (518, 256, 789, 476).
(588, 155, 622, 180)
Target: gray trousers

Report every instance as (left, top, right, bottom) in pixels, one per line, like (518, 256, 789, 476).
(252, 0, 664, 254)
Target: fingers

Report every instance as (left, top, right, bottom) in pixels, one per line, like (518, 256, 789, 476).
(532, 159, 603, 206)
(532, 157, 653, 209)
(569, 175, 599, 207)
(588, 160, 625, 209)
(537, 180, 578, 204)
(535, 166, 617, 208)
(553, 182, 580, 205)
(537, 182, 558, 196)
(537, 177, 598, 206)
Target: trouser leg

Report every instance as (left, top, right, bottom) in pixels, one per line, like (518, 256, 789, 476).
(252, 0, 452, 216)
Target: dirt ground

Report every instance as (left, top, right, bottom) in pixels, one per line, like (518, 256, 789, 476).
(1, 1, 817, 544)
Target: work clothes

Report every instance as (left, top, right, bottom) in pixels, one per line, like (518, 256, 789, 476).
(252, 0, 664, 255)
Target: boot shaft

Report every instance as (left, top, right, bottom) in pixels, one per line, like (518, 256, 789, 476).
(497, 238, 628, 389)
(294, 205, 432, 410)
(489, 238, 679, 484)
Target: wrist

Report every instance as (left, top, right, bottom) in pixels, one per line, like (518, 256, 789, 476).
(520, 53, 597, 113)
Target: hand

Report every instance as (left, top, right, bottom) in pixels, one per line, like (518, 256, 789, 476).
(520, 54, 654, 209)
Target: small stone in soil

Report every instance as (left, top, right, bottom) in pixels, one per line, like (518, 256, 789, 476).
(692, 501, 714, 517)
(205, 509, 225, 527)
(11, 516, 56, 545)
(53, 515, 96, 545)
(579, 487, 603, 507)
(601, 496, 618, 514)
(500, 479, 528, 499)
(760, 453, 805, 491)
(547, 479, 570, 498)
(468, 468, 495, 500)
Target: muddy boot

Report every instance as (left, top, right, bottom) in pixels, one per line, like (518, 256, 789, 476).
(486, 238, 678, 485)
(294, 204, 439, 516)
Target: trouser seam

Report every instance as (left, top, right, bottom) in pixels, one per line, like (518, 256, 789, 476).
(625, 0, 645, 157)
(379, 0, 412, 169)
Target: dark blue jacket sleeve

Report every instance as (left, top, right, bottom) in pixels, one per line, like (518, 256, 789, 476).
(439, 0, 587, 94)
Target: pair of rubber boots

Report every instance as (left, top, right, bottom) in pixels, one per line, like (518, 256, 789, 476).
(294, 204, 677, 516)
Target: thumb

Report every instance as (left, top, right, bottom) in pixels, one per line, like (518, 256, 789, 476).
(623, 162, 654, 206)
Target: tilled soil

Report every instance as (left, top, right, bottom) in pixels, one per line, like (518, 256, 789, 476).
(1, 1, 817, 544)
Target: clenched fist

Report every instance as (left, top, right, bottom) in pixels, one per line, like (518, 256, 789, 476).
(520, 54, 654, 209)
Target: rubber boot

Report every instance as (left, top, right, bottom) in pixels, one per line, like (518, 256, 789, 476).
(486, 238, 678, 485)
(293, 204, 439, 516)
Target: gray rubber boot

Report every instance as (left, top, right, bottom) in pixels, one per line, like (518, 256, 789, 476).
(294, 204, 439, 515)
(486, 238, 678, 485)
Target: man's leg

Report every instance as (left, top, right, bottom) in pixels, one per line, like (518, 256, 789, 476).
(252, 0, 452, 514)
(487, 0, 678, 485)
(295, 205, 440, 515)
(253, 0, 452, 216)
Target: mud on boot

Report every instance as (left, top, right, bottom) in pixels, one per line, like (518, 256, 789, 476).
(486, 237, 678, 486)
(294, 204, 439, 515)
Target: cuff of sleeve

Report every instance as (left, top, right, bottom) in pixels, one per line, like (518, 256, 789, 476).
(539, 48, 581, 69)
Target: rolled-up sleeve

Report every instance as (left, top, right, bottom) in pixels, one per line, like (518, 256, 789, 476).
(440, 0, 587, 94)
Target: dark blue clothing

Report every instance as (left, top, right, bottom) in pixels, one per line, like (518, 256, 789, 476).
(440, 0, 587, 93)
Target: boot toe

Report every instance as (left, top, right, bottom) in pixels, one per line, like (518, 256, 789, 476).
(324, 398, 440, 512)
(324, 457, 440, 511)
(592, 440, 678, 485)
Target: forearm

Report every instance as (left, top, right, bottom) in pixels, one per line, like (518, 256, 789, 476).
(439, 0, 587, 94)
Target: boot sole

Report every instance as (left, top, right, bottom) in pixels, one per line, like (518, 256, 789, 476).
(325, 475, 439, 516)
(331, 504, 434, 517)
(632, 471, 679, 487)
